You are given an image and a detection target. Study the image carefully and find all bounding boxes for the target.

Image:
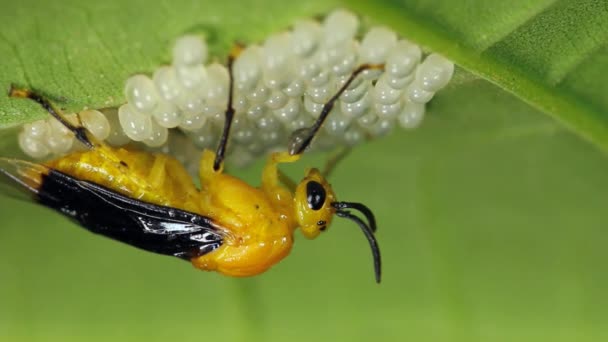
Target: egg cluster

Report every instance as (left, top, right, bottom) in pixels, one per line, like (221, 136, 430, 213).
(18, 108, 130, 159)
(18, 9, 454, 167)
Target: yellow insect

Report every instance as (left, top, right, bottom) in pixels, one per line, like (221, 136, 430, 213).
(1, 48, 383, 282)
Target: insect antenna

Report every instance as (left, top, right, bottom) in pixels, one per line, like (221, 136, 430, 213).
(8, 85, 94, 149)
(288, 64, 384, 156)
(332, 201, 377, 233)
(334, 208, 381, 283)
(213, 44, 244, 171)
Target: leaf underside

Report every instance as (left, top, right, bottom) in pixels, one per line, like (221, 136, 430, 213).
(349, 0, 608, 153)
(1, 0, 607, 157)
(0, 0, 336, 127)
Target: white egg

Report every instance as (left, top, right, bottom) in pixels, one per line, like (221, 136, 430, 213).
(103, 108, 131, 146)
(176, 91, 205, 114)
(204, 63, 230, 107)
(398, 101, 426, 129)
(273, 98, 301, 122)
(18, 131, 50, 159)
(324, 112, 350, 136)
(187, 123, 218, 150)
(261, 32, 295, 89)
(322, 9, 359, 47)
(303, 95, 325, 118)
(374, 100, 403, 120)
(266, 91, 288, 110)
(172, 35, 208, 67)
(124, 74, 159, 113)
(175, 64, 208, 90)
(340, 92, 371, 118)
(47, 131, 74, 155)
(407, 84, 434, 104)
(373, 76, 403, 105)
(179, 111, 207, 131)
(256, 114, 281, 132)
(118, 103, 153, 141)
(291, 20, 321, 57)
(233, 45, 262, 92)
(143, 120, 169, 147)
(357, 112, 378, 127)
(286, 113, 313, 132)
(386, 40, 422, 78)
(359, 27, 397, 64)
(306, 83, 332, 103)
(153, 66, 182, 101)
(339, 79, 369, 103)
(247, 83, 270, 103)
(80, 109, 111, 141)
(152, 100, 182, 128)
(417, 53, 455, 92)
(246, 103, 266, 121)
(232, 117, 255, 144)
(22, 120, 48, 140)
(283, 78, 305, 97)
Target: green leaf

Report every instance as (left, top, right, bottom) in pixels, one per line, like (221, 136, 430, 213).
(0, 0, 337, 127)
(348, 0, 608, 151)
(2, 1, 608, 342)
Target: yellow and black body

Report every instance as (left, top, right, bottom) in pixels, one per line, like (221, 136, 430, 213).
(1, 60, 382, 282)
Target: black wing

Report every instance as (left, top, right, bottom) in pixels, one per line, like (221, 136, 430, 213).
(1, 158, 223, 260)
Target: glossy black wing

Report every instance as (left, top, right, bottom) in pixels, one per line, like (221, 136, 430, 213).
(2, 160, 224, 260)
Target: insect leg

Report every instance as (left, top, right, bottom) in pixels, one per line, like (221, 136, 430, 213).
(143, 153, 200, 213)
(213, 44, 245, 171)
(262, 151, 300, 197)
(322, 146, 352, 178)
(287, 64, 384, 156)
(8, 86, 94, 149)
(147, 154, 169, 189)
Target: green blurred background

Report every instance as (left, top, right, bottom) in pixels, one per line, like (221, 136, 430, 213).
(2, 0, 608, 341)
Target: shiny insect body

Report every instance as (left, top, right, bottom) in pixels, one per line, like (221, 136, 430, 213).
(2, 48, 383, 282)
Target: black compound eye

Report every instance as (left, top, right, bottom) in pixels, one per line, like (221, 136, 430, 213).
(306, 181, 326, 211)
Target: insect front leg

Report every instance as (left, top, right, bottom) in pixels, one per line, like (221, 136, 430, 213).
(261, 151, 300, 205)
(147, 153, 201, 212)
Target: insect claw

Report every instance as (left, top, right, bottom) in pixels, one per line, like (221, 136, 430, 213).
(288, 127, 313, 156)
(8, 85, 28, 99)
(230, 42, 246, 58)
